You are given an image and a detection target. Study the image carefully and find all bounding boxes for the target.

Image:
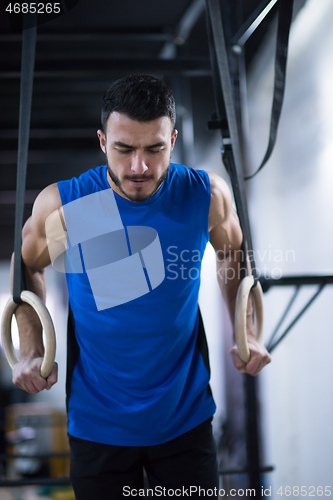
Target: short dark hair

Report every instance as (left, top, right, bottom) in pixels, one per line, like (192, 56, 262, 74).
(101, 74, 176, 132)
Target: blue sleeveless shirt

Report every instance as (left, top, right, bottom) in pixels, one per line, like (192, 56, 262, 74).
(57, 163, 216, 446)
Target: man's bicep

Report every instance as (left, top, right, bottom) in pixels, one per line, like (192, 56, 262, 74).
(208, 172, 242, 253)
(21, 184, 62, 270)
(209, 210, 243, 254)
(21, 217, 52, 270)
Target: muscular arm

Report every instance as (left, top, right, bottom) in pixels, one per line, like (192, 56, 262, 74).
(11, 183, 63, 393)
(208, 172, 271, 376)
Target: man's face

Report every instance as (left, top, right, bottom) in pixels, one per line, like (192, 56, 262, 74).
(97, 112, 178, 202)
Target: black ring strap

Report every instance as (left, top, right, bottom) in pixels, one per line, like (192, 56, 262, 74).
(245, 0, 294, 180)
(13, 17, 37, 304)
(205, 0, 258, 281)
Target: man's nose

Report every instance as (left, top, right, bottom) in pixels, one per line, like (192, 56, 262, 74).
(131, 152, 148, 174)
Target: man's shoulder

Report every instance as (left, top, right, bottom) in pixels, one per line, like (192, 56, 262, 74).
(170, 163, 210, 186)
(57, 165, 108, 204)
(31, 165, 107, 227)
(207, 171, 230, 200)
(35, 183, 62, 212)
(28, 183, 62, 239)
(207, 172, 234, 231)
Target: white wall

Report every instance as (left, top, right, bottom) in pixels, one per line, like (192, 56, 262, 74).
(247, 0, 333, 492)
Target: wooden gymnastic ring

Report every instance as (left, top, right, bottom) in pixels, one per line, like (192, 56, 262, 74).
(1, 291, 56, 379)
(234, 275, 264, 363)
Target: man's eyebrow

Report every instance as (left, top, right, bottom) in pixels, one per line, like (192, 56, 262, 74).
(146, 142, 166, 148)
(113, 141, 134, 148)
(113, 141, 166, 149)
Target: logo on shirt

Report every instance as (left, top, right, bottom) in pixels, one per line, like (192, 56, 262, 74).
(45, 189, 165, 311)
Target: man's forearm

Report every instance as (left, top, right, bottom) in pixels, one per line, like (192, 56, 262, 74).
(10, 253, 46, 358)
(216, 249, 255, 340)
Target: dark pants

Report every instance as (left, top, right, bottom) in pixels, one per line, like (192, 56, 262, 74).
(69, 418, 219, 499)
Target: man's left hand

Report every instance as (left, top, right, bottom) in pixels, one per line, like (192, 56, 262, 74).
(230, 337, 271, 376)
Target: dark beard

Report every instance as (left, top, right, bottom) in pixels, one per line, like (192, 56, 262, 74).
(106, 160, 170, 203)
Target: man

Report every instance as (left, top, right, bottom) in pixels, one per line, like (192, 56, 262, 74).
(11, 75, 271, 498)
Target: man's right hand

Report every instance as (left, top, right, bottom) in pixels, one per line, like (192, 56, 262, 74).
(9, 183, 62, 395)
(12, 357, 58, 394)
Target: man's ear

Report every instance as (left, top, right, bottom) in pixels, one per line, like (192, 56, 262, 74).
(171, 129, 178, 151)
(97, 129, 106, 154)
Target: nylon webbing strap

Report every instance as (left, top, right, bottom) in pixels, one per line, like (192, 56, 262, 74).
(205, 0, 258, 281)
(245, 0, 294, 180)
(13, 19, 37, 304)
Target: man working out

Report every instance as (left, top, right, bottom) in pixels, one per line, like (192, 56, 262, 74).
(11, 74, 271, 498)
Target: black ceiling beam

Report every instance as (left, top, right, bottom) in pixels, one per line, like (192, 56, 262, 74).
(0, 128, 97, 139)
(0, 190, 40, 204)
(0, 150, 101, 164)
(231, 0, 278, 48)
(0, 57, 211, 78)
(0, 95, 100, 106)
(0, 83, 102, 93)
(0, 160, 99, 190)
(0, 80, 109, 94)
(0, 33, 175, 42)
(2, 49, 168, 62)
(160, 0, 205, 58)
